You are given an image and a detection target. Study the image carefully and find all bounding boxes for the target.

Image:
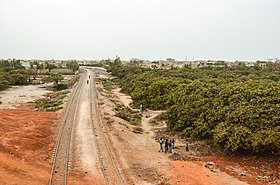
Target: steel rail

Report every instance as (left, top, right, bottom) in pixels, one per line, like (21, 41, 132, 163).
(89, 75, 108, 184)
(63, 75, 84, 184)
(89, 70, 124, 185)
(48, 73, 85, 185)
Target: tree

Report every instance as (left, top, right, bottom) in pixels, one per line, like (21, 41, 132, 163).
(0, 59, 25, 72)
(0, 73, 9, 90)
(44, 73, 64, 87)
(45, 62, 56, 72)
(27, 69, 38, 82)
(105, 61, 280, 155)
(128, 58, 144, 67)
(9, 70, 29, 85)
(29, 61, 34, 69)
(33, 61, 44, 73)
(66, 60, 79, 72)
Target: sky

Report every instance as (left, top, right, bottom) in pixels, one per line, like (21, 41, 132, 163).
(0, 0, 279, 61)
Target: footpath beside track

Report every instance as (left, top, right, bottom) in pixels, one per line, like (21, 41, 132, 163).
(89, 70, 124, 185)
(48, 74, 85, 185)
(48, 69, 125, 185)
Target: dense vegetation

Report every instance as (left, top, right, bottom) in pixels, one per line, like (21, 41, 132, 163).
(106, 58, 280, 155)
(0, 59, 29, 90)
(0, 59, 80, 91)
(0, 59, 80, 111)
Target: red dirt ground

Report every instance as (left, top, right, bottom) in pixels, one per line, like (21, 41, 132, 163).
(0, 108, 58, 185)
(171, 161, 237, 185)
(201, 156, 280, 185)
(168, 149, 280, 185)
(0, 92, 279, 185)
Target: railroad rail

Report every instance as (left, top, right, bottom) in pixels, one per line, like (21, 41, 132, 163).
(89, 71, 124, 185)
(48, 73, 85, 185)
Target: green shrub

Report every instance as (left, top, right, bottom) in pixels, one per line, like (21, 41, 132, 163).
(213, 123, 253, 152)
(36, 93, 65, 112)
(106, 59, 280, 155)
(56, 83, 68, 90)
(114, 104, 141, 125)
(102, 80, 114, 91)
(251, 129, 280, 154)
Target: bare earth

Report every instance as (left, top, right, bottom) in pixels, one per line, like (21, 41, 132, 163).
(0, 84, 52, 109)
(0, 69, 279, 185)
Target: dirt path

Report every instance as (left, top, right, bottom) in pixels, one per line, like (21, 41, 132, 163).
(71, 69, 125, 184)
(106, 79, 252, 185)
(72, 71, 101, 176)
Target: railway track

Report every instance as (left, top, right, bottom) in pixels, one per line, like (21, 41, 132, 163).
(48, 74, 85, 185)
(49, 69, 124, 185)
(89, 71, 124, 185)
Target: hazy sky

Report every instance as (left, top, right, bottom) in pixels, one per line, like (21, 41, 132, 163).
(0, 0, 279, 61)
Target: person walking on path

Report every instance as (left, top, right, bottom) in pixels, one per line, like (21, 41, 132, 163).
(158, 138, 164, 152)
(169, 139, 173, 153)
(186, 139, 189, 151)
(171, 138, 175, 148)
(140, 104, 144, 114)
(164, 139, 169, 153)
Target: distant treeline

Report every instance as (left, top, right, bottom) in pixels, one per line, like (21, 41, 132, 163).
(106, 57, 280, 155)
(0, 59, 79, 91)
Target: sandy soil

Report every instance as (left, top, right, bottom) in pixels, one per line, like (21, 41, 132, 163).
(0, 84, 52, 109)
(111, 88, 132, 107)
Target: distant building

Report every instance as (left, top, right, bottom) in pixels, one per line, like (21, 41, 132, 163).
(258, 62, 267, 69)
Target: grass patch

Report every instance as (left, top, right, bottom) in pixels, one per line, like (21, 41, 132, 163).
(41, 68, 74, 74)
(36, 91, 68, 112)
(102, 79, 114, 91)
(114, 104, 141, 125)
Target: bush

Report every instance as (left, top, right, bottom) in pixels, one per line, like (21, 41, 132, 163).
(56, 83, 68, 90)
(10, 73, 29, 85)
(114, 104, 141, 125)
(251, 129, 280, 154)
(36, 92, 65, 112)
(106, 59, 280, 155)
(102, 80, 114, 91)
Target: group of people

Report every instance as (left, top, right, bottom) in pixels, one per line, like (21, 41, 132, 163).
(158, 138, 189, 153)
(158, 138, 175, 153)
(139, 104, 190, 153)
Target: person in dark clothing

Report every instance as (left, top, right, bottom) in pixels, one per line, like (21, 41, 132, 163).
(186, 139, 189, 151)
(87, 80, 89, 84)
(164, 139, 169, 153)
(140, 104, 144, 113)
(169, 139, 173, 153)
